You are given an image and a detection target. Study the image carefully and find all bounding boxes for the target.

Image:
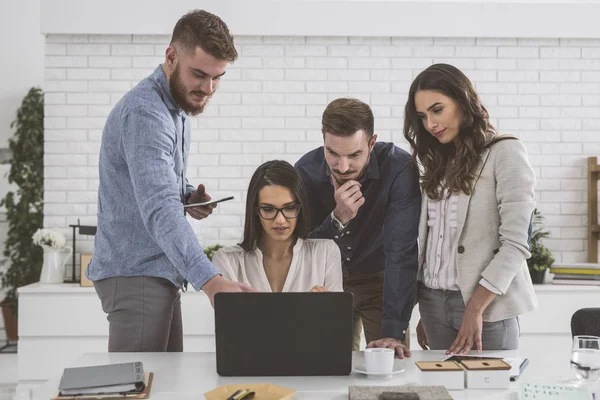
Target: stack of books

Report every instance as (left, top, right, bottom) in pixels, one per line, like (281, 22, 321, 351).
(550, 263, 600, 286)
(54, 361, 153, 399)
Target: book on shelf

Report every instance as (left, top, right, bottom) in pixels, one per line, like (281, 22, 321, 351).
(552, 274, 600, 280)
(552, 278, 600, 286)
(549, 268, 600, 276)
(551, 263, 600, 270)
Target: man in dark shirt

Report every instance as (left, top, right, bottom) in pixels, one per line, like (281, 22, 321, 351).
(295, 98, 421, 357)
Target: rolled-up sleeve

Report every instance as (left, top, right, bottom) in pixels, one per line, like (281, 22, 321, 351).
(121, 106, 219, 290)
(480, 140, 536, 294)
(381, 160, 421, 340)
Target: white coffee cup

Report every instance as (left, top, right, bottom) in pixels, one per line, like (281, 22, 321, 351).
(364, 348, 394, 373)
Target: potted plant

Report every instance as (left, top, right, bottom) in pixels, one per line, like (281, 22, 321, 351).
(527, 208, 555, 284)
(204, 244, 224, 262)
(0, 87, 44, 342)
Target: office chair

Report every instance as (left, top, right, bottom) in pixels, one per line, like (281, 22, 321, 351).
(571, 308, 600, 337)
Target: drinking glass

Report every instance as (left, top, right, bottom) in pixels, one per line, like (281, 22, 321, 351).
(570, 335, 600, 381)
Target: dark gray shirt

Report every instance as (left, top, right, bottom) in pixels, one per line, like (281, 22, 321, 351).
(295, 142, 421, 339)
(87, 65, 219, 290)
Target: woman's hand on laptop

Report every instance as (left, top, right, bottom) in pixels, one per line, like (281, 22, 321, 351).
(367, 338, 412, 359)
(309, 285, 328, 292)
(202, 275, 257, 307)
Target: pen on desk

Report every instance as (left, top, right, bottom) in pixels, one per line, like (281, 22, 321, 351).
(226, 389, 255, 400)
(226, 389, 244, 400)
(239, 390, 255, 400)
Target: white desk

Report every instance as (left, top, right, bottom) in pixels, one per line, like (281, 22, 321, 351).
(33, 349, 574, 400)
(18, 282, 600, 396)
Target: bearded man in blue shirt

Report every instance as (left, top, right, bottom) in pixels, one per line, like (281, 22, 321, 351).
(87, 10, 254, 352)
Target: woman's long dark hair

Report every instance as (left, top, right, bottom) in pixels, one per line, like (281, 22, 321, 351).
(239, 160, 309, 251)
(404, 63, 497, 200)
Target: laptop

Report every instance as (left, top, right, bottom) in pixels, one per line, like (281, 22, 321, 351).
(214, 292, 354, 376)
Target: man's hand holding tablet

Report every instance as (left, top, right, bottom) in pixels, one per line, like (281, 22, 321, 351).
(184, 196, 235, 209)
(184, 183, 234, 220)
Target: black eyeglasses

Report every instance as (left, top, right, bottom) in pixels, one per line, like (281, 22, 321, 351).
(257, 204, 302, 220)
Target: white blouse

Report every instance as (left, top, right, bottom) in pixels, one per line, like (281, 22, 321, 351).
(212, 238, 344, 292)
(424, 192, 502, 295)
(423, 192, 461, 291)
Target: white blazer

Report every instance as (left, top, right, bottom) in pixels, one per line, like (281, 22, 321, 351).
(417, 136, 538, 322)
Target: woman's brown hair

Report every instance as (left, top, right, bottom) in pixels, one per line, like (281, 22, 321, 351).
(404, 63, 497, 200)
(240, 160, 309, 251)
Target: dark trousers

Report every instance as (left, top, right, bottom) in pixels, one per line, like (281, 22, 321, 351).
(94, 276, 183, 352)
(343, 271, 385, 350)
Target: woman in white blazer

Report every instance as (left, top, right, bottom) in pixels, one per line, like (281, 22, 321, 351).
(212, 160, 343, 293)
(403, 64, 537, 354)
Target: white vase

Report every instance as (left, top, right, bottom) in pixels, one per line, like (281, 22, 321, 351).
(39, 245, 73, 284)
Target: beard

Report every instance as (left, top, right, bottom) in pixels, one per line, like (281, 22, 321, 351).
(169, 64, 213, 116)
(331, 152, 371, 186)
(331, 171, 358, 186)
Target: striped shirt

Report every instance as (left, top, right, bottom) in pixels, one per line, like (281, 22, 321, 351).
(423, 191, 501, 294)
(423, 191, 461, 290)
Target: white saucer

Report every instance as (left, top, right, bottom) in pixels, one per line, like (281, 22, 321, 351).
(354, 364, 406, 376)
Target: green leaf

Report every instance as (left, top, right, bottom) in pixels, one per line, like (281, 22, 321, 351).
(0, 87, 44, 315)
(526, 209, 555, 274)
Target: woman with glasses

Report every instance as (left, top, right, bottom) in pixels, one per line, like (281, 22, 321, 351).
(212, 160, 343, 292)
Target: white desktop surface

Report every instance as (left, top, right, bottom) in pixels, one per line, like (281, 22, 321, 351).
(34, 348, 575, 400)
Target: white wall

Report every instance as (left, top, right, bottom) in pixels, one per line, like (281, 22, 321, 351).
(40, 0, 600, 38)
(0, 0, 44, 209)
(0, 0, 44, 145)
(0, 0, 44, 337)
(43, 34, 600, 271)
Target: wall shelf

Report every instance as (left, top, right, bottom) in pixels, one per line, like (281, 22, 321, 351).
(588, 157, 600, 263)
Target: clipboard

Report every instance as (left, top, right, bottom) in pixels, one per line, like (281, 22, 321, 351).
(51, 372, 153, 400)
(442, 355, 529, 381)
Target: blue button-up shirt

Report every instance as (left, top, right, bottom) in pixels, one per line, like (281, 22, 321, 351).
(295, 142, 421, 339)
(87, 65, 219, 290)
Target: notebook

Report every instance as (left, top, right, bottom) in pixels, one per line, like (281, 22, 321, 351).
(53, 372, 153, 400)
(58, 362, 145, 395)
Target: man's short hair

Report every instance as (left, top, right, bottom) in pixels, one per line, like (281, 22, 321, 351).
(321, 98, 374, 139)
(170, 9, 238, 62)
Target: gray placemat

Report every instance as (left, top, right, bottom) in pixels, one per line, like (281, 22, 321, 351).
(349, 385, 453, 400)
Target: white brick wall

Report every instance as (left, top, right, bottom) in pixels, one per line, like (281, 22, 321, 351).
(43, 34, 600, 273)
